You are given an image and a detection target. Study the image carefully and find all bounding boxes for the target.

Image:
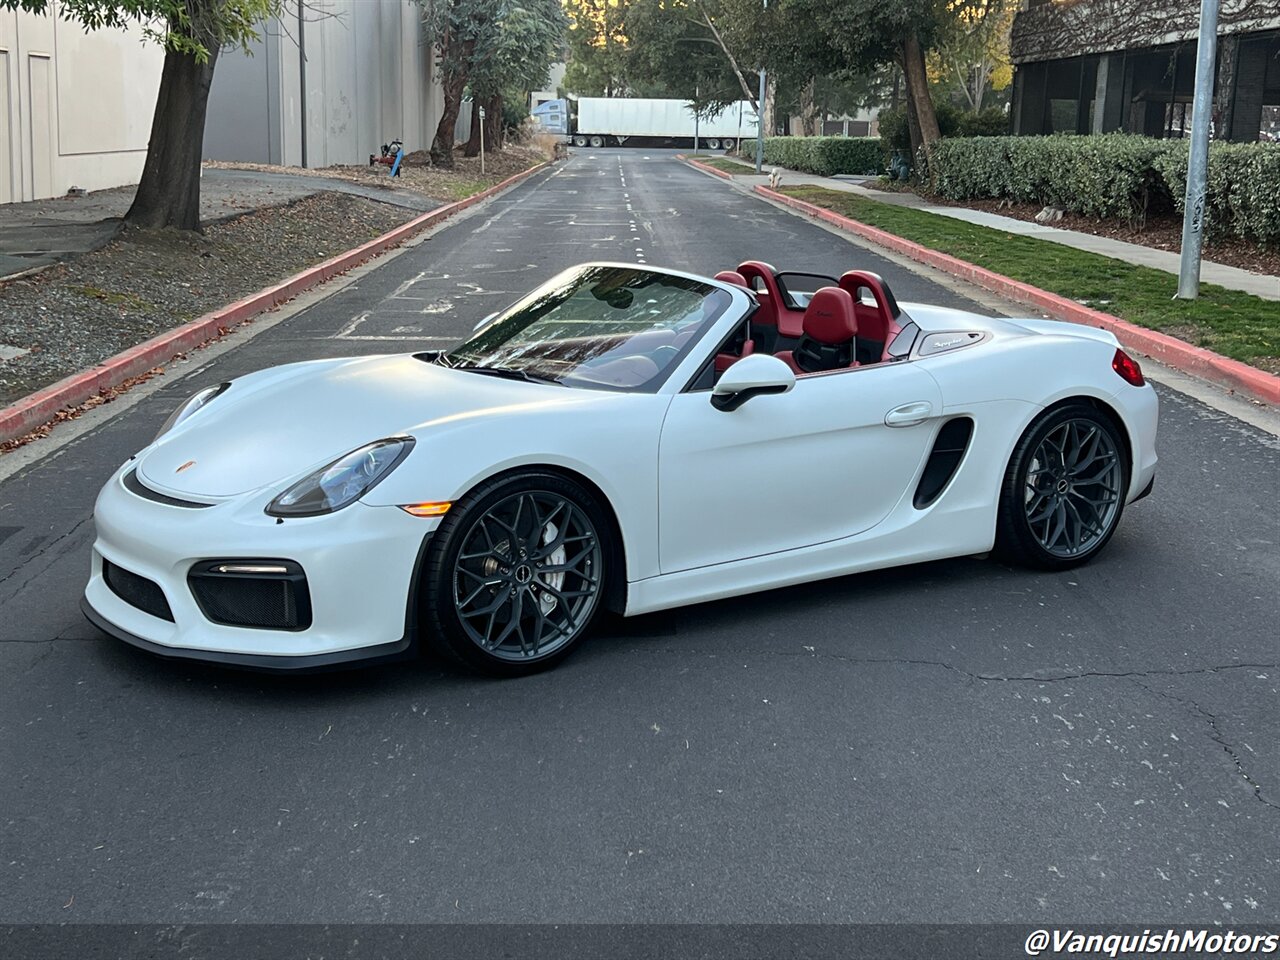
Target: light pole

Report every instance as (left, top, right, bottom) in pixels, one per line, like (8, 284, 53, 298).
(1175, 0, 1221, 300)
(755, 0, 767, 173)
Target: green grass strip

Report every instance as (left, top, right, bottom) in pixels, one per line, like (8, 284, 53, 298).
(779, 185, 1280, 369)
(693, 156, 755, 175)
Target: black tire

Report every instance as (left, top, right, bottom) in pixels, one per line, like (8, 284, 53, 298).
(573, 135, 588, 147)
(589, 135, 605, 148)
(423, 472, 612, 676)
(995, 403, 1130, 570)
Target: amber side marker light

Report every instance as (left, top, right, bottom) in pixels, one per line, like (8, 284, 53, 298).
(400, 502, 452, 517)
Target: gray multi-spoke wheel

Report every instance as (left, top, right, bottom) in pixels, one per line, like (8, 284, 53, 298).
(996, 403, 1130, 570)
(425, 473, 612, 675)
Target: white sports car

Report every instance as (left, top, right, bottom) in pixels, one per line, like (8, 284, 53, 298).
(83, 261, 1158, 674)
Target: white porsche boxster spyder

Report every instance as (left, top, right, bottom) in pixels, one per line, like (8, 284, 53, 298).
(83, 261, 1158, 674)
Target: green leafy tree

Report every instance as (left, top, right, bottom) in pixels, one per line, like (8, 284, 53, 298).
(562, 0, 632, 96)
(462, 0, 566, 155)
(418, 0, 502, 166)
(927, 0, 1013, 113)
(1, 0, 280, 231)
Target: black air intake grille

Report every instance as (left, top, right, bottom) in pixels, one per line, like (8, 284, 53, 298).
(914, 417, 974, 509)
(103, 559, 175, 622)
(188, 561, 312, 631)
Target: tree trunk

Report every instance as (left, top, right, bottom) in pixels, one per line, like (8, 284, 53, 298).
(903, 71, 923, 161)
(798, 78, 820, 136)
(123, 43, 220, 232)
(486, 93, 503, 149)
(900, 33, 941, 153)
(762, 73, 778, 138)
(431, 40, 474, 168)
(463, 98, 482, 157)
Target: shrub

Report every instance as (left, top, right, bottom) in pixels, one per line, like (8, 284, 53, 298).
(736, 136, 883, 176)
(957, 107, 1009, 137)
(879, 104, 973, 164)
(930, 134, 1172, 223)
(878, 108, 910, 158)
(1154, 141, 1280, 245)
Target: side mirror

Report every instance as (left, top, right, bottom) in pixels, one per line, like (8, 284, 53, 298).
(711, 354, 796, 411)
(473, 311, 498, 331)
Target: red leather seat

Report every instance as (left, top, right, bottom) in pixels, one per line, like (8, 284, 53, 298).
(737, 261, 805, 350)
(714, 270, 749, 288)
(775, 287, 859, 375)
(838, 271, 903, 364)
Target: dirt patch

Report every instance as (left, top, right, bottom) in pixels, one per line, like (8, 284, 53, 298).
(0, 192, 412, 405)
(926, 194, 1280, 278)
(207, 143, 550, 204)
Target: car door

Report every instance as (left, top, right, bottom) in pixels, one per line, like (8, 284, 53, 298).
(657, 363, 944, 573)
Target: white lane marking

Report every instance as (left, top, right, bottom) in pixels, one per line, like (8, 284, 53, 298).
(386, 270, 428, 300)
(333, 310, 372, 338)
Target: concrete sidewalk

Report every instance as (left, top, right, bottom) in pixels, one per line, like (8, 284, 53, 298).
(715, 158, 1279, 302)
(0, 167, 440, 281)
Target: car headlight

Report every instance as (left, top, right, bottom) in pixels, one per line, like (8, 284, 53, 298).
(155, 383, 230, 440)
(266, 438, 415, 518)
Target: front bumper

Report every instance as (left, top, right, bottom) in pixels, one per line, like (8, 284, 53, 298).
(83, 461, 439, 670)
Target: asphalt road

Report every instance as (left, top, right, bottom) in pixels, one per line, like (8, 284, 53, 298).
(2, 150, 1278, 938)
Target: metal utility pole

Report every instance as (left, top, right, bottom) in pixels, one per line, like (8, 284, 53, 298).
(1176, 0, 1221, 300)
(694, 84, 700, 154)
(479, 105, 486, 176)
(755, 0, 767, 173)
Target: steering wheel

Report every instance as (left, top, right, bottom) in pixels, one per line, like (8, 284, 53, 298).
(650, 344, 679, 366)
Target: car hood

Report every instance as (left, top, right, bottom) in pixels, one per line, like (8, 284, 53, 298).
(138, 354, 585, 498)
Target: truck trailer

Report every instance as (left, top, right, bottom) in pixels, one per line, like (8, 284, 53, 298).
(531, 97, 759, 150)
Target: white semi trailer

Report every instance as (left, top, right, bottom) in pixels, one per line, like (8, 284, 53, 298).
(532, 97, 759, 150)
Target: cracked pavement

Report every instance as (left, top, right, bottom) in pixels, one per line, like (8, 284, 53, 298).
(0, 150, 1277, 928)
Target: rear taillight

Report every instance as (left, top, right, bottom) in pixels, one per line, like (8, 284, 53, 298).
(1112, 349, 1144, 386)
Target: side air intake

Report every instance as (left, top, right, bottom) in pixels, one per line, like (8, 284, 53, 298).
(913, 417, 974, 509)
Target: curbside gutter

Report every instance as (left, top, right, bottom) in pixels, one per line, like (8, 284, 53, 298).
(0, 161, 552, 446)
(750, 183, 1280, 407)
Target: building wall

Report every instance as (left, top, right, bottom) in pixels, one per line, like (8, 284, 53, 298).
(205, 0, 443, 168)
(0, 2, 163, 203)
(1011, 0, 1280, 65)
(1010, 1, 1280, 141)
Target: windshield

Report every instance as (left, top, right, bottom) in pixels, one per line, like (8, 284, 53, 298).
(440, 265, 733, 392)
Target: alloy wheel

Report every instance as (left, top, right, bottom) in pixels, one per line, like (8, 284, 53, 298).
(451, 491, 603, 661)
(1023, 417, 1123, 558)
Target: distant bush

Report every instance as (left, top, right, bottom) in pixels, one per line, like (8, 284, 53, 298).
(736, 136, 883, 176)
(928, 133, 1280, 244)
(957, 107, 1009, 137)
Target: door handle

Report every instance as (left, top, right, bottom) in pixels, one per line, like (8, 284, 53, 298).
(884, 401, 934, 427)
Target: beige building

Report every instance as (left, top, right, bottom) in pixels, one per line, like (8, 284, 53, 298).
(204, 0, 444, 168)
(0, 4, 163, 203)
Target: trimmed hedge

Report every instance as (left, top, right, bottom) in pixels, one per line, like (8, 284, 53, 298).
(929, 134, 1169, 222)
(1153, 141, 1280, 246)
(735, 136, 883, 176)
(928, 133, 1280, 244)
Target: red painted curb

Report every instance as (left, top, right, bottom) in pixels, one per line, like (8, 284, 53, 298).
(680, 155, 734, 180)
(754, 185, 1280, 407)
(0, 160, 552, 444)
